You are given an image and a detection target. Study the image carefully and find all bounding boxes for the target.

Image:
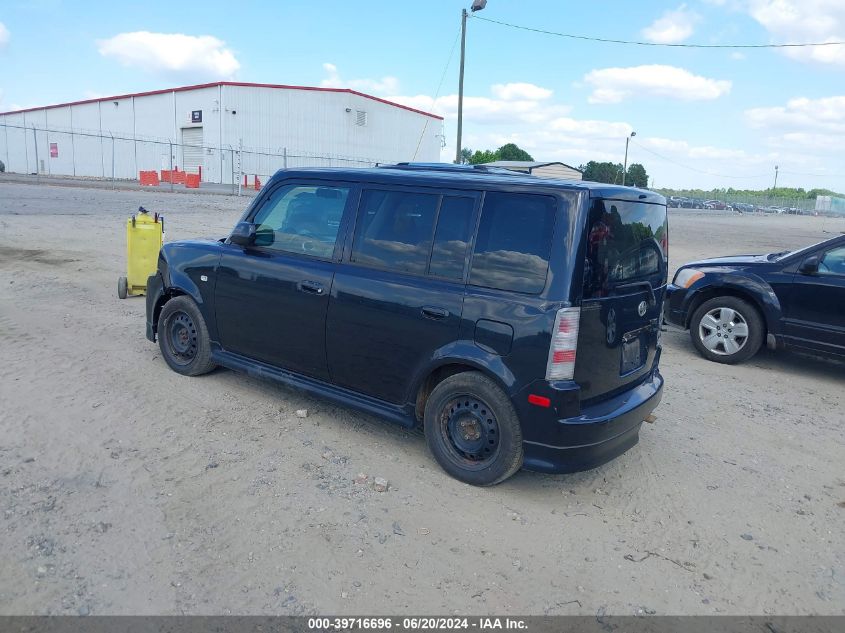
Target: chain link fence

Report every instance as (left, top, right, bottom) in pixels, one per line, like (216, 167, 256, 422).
(0, 122, 379, 195)
(658, 189, 822, 213)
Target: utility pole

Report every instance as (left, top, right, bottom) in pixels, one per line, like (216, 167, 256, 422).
(455, 0, 487, 164)
(622, 131, 636, 186)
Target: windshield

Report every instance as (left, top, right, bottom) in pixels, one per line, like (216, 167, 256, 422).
(583, 198, 668, 299)
(769, 238, 833, 261)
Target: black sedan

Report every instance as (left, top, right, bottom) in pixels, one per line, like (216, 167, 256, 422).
(664, 235, 845, 363)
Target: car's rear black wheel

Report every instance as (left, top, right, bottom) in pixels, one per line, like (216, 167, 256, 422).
(690, 296, 763, 364)
(158, 295, 216, 376)
(424, 372, 523, 486)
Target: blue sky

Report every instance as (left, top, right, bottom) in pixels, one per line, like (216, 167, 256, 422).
(1, 0, 844, 191)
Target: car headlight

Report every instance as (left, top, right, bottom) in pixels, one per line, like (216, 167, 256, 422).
(674, 268, 705, 288)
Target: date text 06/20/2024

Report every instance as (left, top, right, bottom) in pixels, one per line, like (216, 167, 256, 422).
(307, 618, 528, 631)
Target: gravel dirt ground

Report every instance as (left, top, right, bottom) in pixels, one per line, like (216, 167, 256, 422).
(1, 179, 843, 616)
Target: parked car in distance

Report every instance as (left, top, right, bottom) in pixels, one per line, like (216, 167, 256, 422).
(704, 200, 727, 210)
(146, 163, 668, 485)
(664, 235, 845, 363)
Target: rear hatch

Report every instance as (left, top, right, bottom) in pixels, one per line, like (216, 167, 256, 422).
(575, 196, 668, 403)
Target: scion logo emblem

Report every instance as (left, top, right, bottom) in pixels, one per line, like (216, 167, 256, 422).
(606, 308, 616, 344)
(638, 301, 648, 317)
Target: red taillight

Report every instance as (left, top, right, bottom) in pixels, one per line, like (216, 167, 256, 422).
(528, 394, 551, 408)
(546, 307, 580, 381)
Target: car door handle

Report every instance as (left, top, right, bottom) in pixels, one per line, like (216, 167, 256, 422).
(297, 280, 325, 295)
(421, 306, 449, 320)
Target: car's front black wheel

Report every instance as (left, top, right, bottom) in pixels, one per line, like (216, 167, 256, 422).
(424, 372, 523, 486)
(158, 295, 216, 376)
(689, 296, 764, 364)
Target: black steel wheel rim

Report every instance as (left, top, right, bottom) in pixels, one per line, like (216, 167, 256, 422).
(438, 395, 500, 469)
(166, 311, 198, 365)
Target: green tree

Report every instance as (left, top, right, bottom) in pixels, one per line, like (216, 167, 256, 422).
(459, 147, 473, 165)
(625, 163, 649, 188)
(496, 143, 534, 161)
(467, 143, 534, 164)
(469, 149, 499, 165)
(580, 161, 623, 184)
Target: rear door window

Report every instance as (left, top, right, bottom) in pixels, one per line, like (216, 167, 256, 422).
(351, 190, 439, 274)
(583, 199, 668, 299)
(469, 192, 556, 294)
(429, 196, 474, 280)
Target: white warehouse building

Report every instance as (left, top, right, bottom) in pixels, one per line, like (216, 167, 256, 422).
(0, 82, 443, 184)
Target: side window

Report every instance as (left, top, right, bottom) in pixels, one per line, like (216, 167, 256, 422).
(429, 196, 475, 280)
(469, 192, 556, 294)
(251, 184, 349, 258)
(819, 246, 845, 275)
(351, 189, 438, 274)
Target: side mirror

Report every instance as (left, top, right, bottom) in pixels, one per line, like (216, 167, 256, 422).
(799, 255, 820, 275)
(229, 222, 256, 246)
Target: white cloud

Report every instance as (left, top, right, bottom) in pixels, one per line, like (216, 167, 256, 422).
(746, 0, 845, 66)
(731, 51, 746, 60)
(97, 31, 240, 79)
(387, 85, 570, 125)
(584, 65, 731, 103)
(746, 96, 845, 137)
(321, 63, 399, 95)
(642, 4, 700, 44)
(0, 21, 9, 49)
(490, 83, 552, 101)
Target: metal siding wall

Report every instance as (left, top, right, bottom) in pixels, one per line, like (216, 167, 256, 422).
(0, 85, 441, 181)
(174, 87, 220, 181)
(1, 113, 30, 173)
(134, 92, 178, 176)
(533, 165, 582, 180)
(70, 102, 106, 178)
(100, 97, 137, 179)
(43, 106, 75, 176)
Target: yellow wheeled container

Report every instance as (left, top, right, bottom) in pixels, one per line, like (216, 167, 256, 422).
(118, 206, 164, 299)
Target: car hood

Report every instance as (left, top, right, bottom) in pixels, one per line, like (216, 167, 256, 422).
(683, 254, 770, 268)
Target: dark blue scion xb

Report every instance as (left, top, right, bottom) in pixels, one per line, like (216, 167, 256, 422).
(145, 164, 667, 485)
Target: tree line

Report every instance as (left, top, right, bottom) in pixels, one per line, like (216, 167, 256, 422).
(459, 143, 650, 188)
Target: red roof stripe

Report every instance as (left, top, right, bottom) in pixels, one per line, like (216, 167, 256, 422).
(0, 81, 443, 120)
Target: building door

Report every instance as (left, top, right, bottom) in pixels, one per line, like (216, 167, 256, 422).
(181, 127, 203, 175)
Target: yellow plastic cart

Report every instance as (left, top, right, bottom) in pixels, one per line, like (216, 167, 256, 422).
(118, 206, 164, 299)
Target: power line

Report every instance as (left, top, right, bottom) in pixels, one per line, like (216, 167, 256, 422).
(630, 140, 771, 179)
(472, 14, 845, 49)
(413, 27, 461, 160)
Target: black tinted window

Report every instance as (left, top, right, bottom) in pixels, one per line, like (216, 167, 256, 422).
(351, 190, 438, 274)
(429, 196, 474, 280)
(469, 192, 556, 294)
(583, 199, 668, 299)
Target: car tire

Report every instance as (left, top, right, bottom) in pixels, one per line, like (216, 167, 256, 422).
(689, 296, 764, 364)
(117, 276, 128, 299)
(424, 371, 523, 486)
(158, 295, 216, 376)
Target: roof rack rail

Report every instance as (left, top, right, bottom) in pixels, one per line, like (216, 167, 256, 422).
(378, 162, 526, 176)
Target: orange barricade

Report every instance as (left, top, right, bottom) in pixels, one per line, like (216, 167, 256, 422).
(185, 173, 200, 189)
(254, 176, 261, 191)
(160, 170, 172, 183)
(139, 171, 159, 186)
(171, 170, 186, 185)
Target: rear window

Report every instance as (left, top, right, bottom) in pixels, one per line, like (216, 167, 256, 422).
(469, 192, 556, 294)
(583, 199, 668, 299)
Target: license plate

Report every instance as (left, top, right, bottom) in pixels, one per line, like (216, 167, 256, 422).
(621, 337, 643, 374)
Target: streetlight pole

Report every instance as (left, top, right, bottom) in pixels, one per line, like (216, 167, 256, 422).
(773, 164, 779, 190)
(622, 130, 636, 186)
(455, 0, 487, 164)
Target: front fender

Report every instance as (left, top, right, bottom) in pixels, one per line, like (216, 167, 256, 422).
(684, 271, 783, 334)
(155, 241, 223, 339)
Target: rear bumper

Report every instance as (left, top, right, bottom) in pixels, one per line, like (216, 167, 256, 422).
(522, 370, 663, 474)
(663, 283, 689, 328)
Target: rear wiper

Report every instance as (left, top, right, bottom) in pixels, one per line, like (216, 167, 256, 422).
(609, 280, 656, 305)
